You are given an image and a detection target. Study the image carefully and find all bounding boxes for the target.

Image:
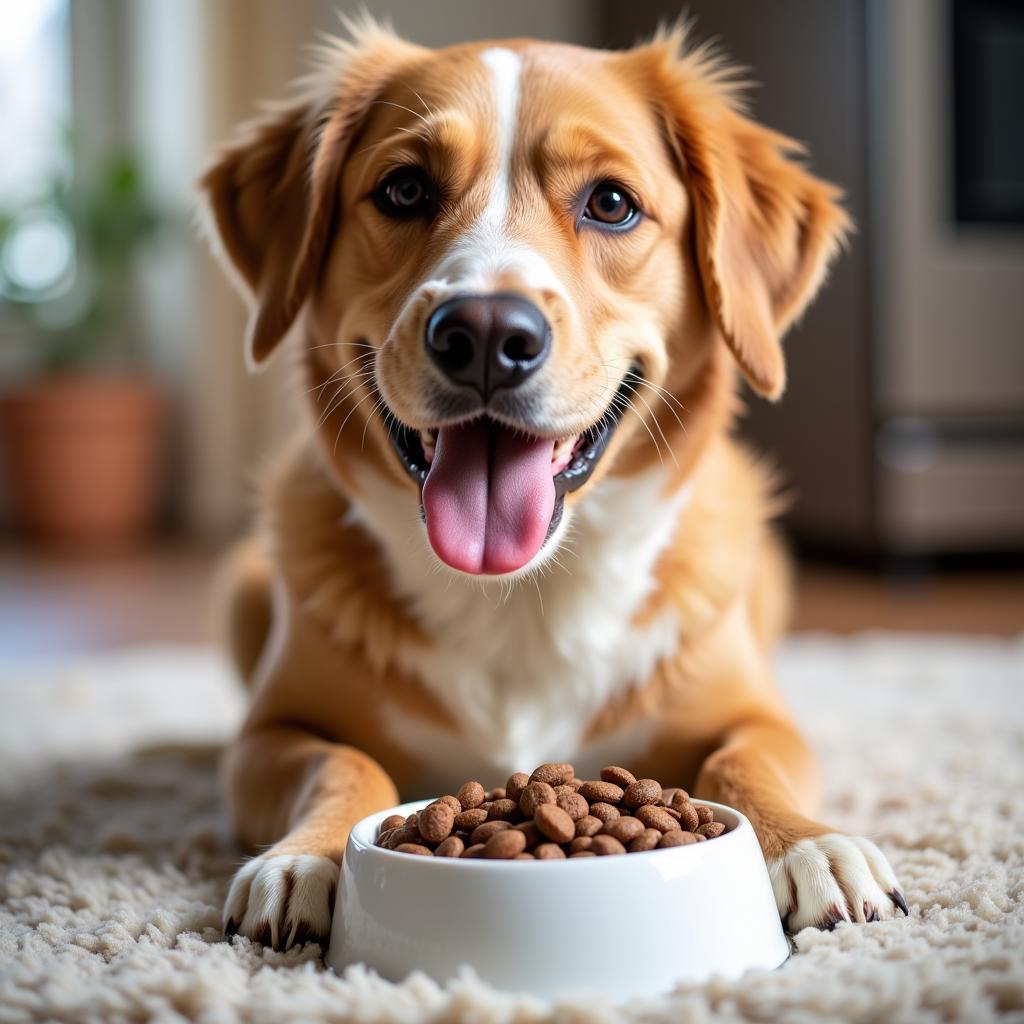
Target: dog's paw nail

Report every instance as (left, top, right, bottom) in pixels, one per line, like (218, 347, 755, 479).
(224, 917, 238, 937)
(864, 900, 880, 922)
(890, 888, 909, 916)
(824, 903, 849, 930)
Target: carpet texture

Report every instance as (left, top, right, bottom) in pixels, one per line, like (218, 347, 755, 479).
(1, 634, 1022, 1023)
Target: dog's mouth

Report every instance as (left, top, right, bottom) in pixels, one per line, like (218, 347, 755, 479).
(386, 367, 639, 576)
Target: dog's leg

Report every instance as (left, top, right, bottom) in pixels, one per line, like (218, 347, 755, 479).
(221, 724, 398, 949)
(695, 717, 908, 930)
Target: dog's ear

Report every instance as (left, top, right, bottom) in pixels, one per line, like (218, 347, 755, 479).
(639, 30, 851, 399)
(198, 19, 424, 369)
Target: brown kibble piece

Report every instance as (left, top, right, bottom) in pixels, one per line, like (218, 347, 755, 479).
(575, 815, 603, 837)
(485, 787, 506, 801)
(380, 814, 406, 834)
(629, 828, 663, 852)
(457, 781, 485, 810)
(505, 772, 530, 803)
(578, 780, 624, 805)
(600, 765, 637, 789)
(636, 805, 681, 833)
(601, 816, 645, 843)
(454, 808, 488, 831)
(697, 821, 726, 838)
(534, 843, 567, 860)
(395, 843, 433, 855)
(437, 795, 463, 814)
(622, 778, 662, 810)
(484, 828, 527, 859)
(658, 830, 699, 848)
(556, 791, 589, 821)
(670, 790, 693, 813)
(530, 762, 574, 786)
(695, 805, 715, 825)
(487, 798, 520, 822)
(513, 820, 543, 850)
(461, 843, 485, 858)
(534, 803, 575, 844)
(519, 781, 557, 817)
(566, 777, 584, 792)
(570, 850, 597, 857)
(570, 836, 594, 853)
(589, 802, 620, 823)
(435, 835, 465, 857)
(470, 819, 512, 845)
(675, 802, 700, 832)
(591, 834, 627, 856)
(514, 852, 535, 860)
(418, 803, 455, 844)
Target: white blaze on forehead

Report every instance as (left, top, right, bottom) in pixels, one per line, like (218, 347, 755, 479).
(422, 47, 566, 301)
(479, 47, 521, 230)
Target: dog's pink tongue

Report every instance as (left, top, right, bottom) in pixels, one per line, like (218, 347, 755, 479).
(422, 420, 556, 575)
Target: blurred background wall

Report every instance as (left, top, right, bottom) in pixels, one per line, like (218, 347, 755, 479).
(0, 0, 1021, 626)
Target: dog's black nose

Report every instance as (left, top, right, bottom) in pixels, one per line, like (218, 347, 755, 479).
(424, 294, 551, 398)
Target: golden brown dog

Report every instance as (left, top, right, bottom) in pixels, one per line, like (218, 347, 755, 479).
(200, 19, 906, 950)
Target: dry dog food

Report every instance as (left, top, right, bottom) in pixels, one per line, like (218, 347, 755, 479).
(375, 763, 730, 859)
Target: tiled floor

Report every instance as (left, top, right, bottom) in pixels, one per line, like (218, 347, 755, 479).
(0, 543, 1020, 661)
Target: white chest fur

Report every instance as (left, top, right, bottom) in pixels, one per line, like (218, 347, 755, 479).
(349, 465, 690, 790)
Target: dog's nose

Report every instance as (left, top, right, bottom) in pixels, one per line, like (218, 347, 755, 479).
(424, 294, 551, 398)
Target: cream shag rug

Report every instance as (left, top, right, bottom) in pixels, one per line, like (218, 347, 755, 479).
(1, 634, 1022, 1023)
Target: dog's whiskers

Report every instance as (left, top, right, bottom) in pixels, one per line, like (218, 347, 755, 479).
(333, 389, 378, 454)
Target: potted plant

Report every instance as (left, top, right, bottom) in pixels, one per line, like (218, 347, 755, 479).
(0, 146, 167, 550)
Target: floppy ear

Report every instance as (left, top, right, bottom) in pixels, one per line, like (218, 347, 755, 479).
(648, 34, 851, 399)
(198, 19, 424, 369)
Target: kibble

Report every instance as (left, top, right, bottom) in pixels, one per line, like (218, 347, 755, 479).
(556, 791, 589, 821)
(484, 829, 527, 859)
(519, 781, 557, 817)
(534, 803, 575, 844)
(622, 779, 662, 810)
(578, 780, 624, 805)
(530, 762, 574, 787)
(589, 802, 620, 823)
(675, 802, 700, 832)
(454, 807, 488, 831)
(487, 798, 520, 822)
(435, 835, 465, 857)
(636, 805, 681, 833)
(457, 781, 485, 810)
(505, 772, 530, 803)
(600, 765, 636, 789)
(375, 763, 731, 859)
(418, 803, 455, 843)
(601, 815, 645, 843)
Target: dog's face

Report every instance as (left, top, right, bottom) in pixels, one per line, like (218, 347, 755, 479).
(201, 22, 848, 578)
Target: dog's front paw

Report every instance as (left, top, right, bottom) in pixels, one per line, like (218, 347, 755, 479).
(768, 834, 908, 932)
(223, 853, 338, 950)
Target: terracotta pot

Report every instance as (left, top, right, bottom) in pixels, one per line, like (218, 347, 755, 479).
(0, 375, 166, 550)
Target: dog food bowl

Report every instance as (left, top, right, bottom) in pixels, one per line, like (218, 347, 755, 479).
(326, 798, 788, 1000)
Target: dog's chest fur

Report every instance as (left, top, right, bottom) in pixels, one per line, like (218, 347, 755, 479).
(350, 465, 690, 790)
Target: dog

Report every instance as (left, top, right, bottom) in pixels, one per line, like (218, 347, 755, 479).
(200, 18, 907, 950)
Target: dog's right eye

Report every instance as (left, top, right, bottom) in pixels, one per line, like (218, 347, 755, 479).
(374, 167, 436, 220)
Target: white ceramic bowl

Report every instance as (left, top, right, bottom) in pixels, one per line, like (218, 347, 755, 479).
(327, 798, 788, 1000)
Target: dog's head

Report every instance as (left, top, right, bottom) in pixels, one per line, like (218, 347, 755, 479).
(200, 19, 849, 578)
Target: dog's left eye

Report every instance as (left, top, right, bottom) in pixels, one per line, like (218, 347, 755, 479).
(582, 181, 638, 228)
(374, 167, 436, 219)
